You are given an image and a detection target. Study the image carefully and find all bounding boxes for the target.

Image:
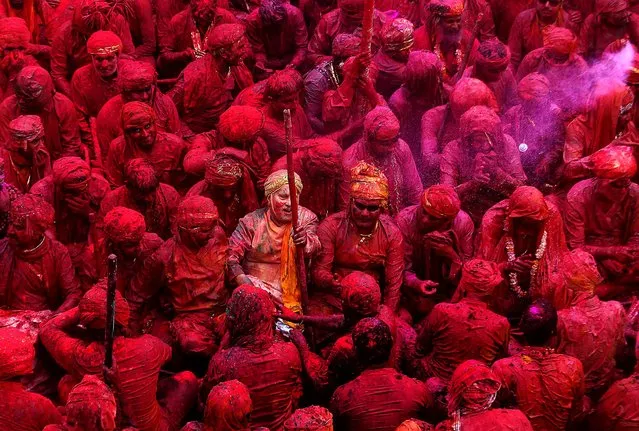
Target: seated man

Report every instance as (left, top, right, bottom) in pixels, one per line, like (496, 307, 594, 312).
(579, 0, 639, 61)
(96, 60, 181, 160)
(340, 106, 422, 215)
(373, 18, 414, 100)
(2, 115, 50, 193)
(246, 0, 308, 78)
(184, 380, 254, 431)
(440, 105, 526, 225)
(314, 162, 404, 313)
(565, 145, 639, 294)
(0, 17, 38, 102)
(40, 285, 198, 430)
(417, 259, 510, 382)
(229, 170, 320, 313)
(202, 285, 304, 430)
(99, 158, 180, 240)
(330, 318, 434, 430)
(105, 101, 187, 189)
(396, 185, 474, 320)
(0, 194, 80, 312)
(492, 300, 586, 431)
(0, 66, 81, 161)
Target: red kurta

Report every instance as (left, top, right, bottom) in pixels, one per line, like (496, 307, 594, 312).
(0, 381, 63, 431)
(578, 12, 639, 60)
(591, 374, 639, 430)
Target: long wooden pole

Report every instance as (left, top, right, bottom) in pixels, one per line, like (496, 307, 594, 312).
(104, 254, 117, 383)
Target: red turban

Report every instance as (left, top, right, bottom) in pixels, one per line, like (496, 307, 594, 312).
(382, 18, 415, 54)
(364, 106, 400, 142)
(177, 196, 219, 229)
(596, 0, 628, 13)
(627, 53, 639, 85)
(8, 115, 44, 142)
(103, 207, 146, 243)
(518, 72, 550, 101)
(121, 101, 156, 129)
(449, 78, 498, 120)
(448, 360, 501, 416)
(265, 69, 303, 100)
(124, 158, 159, 192)
(52, 157, 90, 189)
(455, 259, 503, 299)
(119, 61, 156, 91)
(305, 138, 342, 177)
(10, 194, 54, 233)
(508, 186, 549, 220)
(404, 50, 442, 95)
(591, 144, 638, 179)
(349, 161, 390, 203)
(218, 106, 264, 143)
(0, 327, 35, 380)
(205, 153, 260, 214)
(340, 271, 382, 317)
(560, 249, 602, 306)
(15, 66, 54, 106)
(421, 185, 460, 219)
(226, 284, 275, 347)
(396, 420, 434, 431)
(476, 39, 511, 72)
(0, 17, 31, 48)
(66, 375, 117, 430)
(284, 406, 334, 431)
(204, 380, 252, 431)
(332, 34, 361, 58)
(78, 281, 130, 328)
(73, 0, 112, 34)
(459, 105, 502, 142)
(86, 30, 122, 55)
(543, 27, 577, 56)
(207, 23, 246, 52)
(429, 0, 464, 17)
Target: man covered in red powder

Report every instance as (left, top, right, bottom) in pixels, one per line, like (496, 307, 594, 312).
(96, 60, 181, 160)
(373, 18, 414, 100)
(185, 380, 255, 431)
(0, 17, 38, 102)
(272, 138, 342, 220)
(416, 259, 509, 382)
(99, 158, 180, 240)
(492, 299, 586, 431)
(187, 153, 260, 236)
(307, 0, 386, 65)
(340, 106, 422, 215)
(579, 0, 639, 61)
(105, 101, 187, 188)
(2, 115, 50, 193)
(314, 162, 404, 313)
(508, 0, 578, 70)
(50, 0, 134, 96)
(436, 360, 533, 430)
(202, 285, 303, 430)
(40, 285, 199, 430)
(420, 78, 498, 185)
(158, 0, 239, 78)
(0, 66, 81, 161)
(396, 185, 474, 320)
(169, 23, 253, 134)
(246, 0, 308, 78)
(0, 194, 80, 312)
(440, 105, 526, 225)
(330, 318, 434, 431)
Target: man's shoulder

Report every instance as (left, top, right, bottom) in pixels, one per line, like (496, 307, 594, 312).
(170, 8, 190, 25)
(513, 8, 536, 25)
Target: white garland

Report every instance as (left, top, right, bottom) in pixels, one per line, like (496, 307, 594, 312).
(505, 230, 547, 299)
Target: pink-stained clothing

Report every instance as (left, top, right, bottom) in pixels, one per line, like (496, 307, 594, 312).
(259, 107, 314, 159)
(462, 66, 519, 113)
(435, 408, 534, 431)
(591, 374, 639, 431)
(578, 12, 639, 60)
(0, 381, 63, 431)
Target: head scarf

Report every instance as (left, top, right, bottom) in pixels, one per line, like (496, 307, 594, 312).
(218, 106, 264, 143)
(265, 69, 303, 100)
(395, 420, 434, 431)
(332, 33, 361, 58)
(52, 157, 90, 190)
(204, 380, 252, 431)
(283, 406, 334, 431)
(421, 185, 460, 219)
(455, 259, 503, 300)
(207, 23, 246, 53)
(177, 196, 219, 229)
(226, 284, 275, 349)
(0, 327, 35, 380)
(429, 0, 464, 17)
(518, 72, 551, 101)
(543, 27, 578, 57)
(591, 144, 638, 179)
(66, 375, 117, 430)
(382, 18, 414, 54)
(459, 105, 502, 142)
(507, 186, 549, 220)
(103, 207, 146, 244)
(449, 78, 498, 120)
(124, 158, 159, 192)
(560, 249, 602, 306)
(403, 50, 442, 96)
(448, 360, 501, 416)
(121, 101, 156, 129)
(10, 194, 54, 233)
(0, 17, 31, 48)
(349, 161, 389, 203)
(86, 30, 122, 55)
(476, 39, 511, 72)
(304, 138, 343, 176)
(364, 106, 400, 142)
(8, 115, 44, 142)
(340, 271, 382, 317)
(78, 281, 130, 328)
(264, 169, 303, 198)
(14, 66, 54, 106)
(119, 61, 156, 91)
(596, 0, 628, 14)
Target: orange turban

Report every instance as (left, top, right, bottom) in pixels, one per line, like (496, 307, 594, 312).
(421, 185, 461, 219)
(78, 281, 130, 329)
(205, 154, 244, 187)
(218, 106, 264, 143)
(591, 144, 638, 179)
(459, 105, 502, 141)
(382, 18, 415, 54)
(448, 360, 501, 416)
(508, 186, 549, 220)
(476, 39, 511, 72)
(349, 161, 390, 203)
(103, 207, 146, 243)
(430, 0, 464, 17)
(87, 30, 123, 55)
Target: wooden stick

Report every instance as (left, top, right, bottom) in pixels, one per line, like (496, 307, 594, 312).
(104, 254, 117, 383)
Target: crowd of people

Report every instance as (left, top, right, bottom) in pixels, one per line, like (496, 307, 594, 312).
(2, 0, 639, 428)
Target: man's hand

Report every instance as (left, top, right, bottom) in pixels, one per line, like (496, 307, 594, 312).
(275, 305, 302, 323)
(505, 255, 535, 274)
(416, 280, 438, 296)
(288, 328, 307, 348)
(234, 274, 253, 286)
(65, 194, 92, 217)
(293, 225, 308, 247)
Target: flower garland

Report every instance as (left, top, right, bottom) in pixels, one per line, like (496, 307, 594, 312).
(504, 227, 547, 299)
(434, 43, 462, 80)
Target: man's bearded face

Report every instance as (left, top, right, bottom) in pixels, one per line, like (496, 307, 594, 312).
(440, 15, 462, 34)
(8, 136, 42, 166)
(125, 120, 157, 149)
(350, 198, 382, 231)
(367, 136, 398, 159)
(0, 45, 26, 73)
(123, 85, 154, 104)
(7, 217, 43, 249)
(91, 52, 118, 79)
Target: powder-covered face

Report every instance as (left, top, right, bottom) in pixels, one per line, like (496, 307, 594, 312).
(7, 216, 43, 249)
(125, 120, 157, 150)
(269, 186, 295, 223)
(350, 198, 382, 231)
(91, 52, 118, 79)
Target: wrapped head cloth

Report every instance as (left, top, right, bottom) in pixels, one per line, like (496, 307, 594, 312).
(87, 30, 122, 55)
(264, 169, 303, 198)
(204, 380, 253, 431)
(66, 375, 117, 431)
(349, 161, 389, 204)
(421, 185, 461, 219)
(79, 281, 130, 328)
(103, 206, 146, 244)
(177, 196, 219, 230)
(590, 144, 638, 179)
(0, 18, 31, 49)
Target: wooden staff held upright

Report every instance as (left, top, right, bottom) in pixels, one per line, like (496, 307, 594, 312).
(359, 0, 376, 76)
(104, 254, 117, 384)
